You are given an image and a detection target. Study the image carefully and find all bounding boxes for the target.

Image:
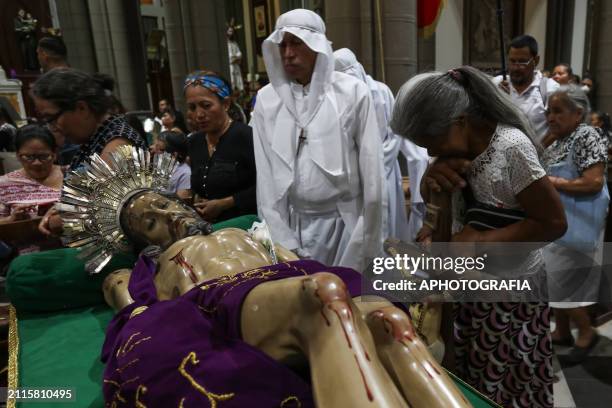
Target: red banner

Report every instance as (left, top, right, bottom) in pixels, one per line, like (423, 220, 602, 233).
(418, 0, 445, 38)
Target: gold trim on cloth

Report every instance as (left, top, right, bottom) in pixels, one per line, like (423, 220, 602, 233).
(8, 305, 19, 408)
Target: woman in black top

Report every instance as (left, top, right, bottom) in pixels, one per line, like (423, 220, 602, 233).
(184, 70, 256, 222)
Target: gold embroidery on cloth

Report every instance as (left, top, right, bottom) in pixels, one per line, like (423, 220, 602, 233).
(116, 332, 152, 358)
(130, 306, 149, 319)
(135, 385, 148, 407)
(116, 358, 140, 374)
(281, 395, 302, 407)
(178, 351, 235, 407)
(178, 397, 186, 407)
(104, 376, 140, 405)
(198, 268, 279, 313)
(7, 305, 18, 408)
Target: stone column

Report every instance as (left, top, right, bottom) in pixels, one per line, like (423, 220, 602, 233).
(380, 0, 417, 93)
(87, 0, 148, 110)
(164, 0, 229, 111)
(325, 0, 363, 55)
(591, 0, 612, 112)
(54, 0, 98, 73)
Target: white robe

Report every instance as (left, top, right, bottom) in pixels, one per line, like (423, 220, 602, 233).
(334, 48, 429, 242)
(251, 72, 384, 271)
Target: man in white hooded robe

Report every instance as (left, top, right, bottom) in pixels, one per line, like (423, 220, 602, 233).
(250, 9, 384, 272)
(334, 48, 430, 242)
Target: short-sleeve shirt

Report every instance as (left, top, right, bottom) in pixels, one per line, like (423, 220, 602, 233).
(70, 115, 147, 170)
(453, 125, 546, 276)
(492, 71, 560, 143)
(468, 124, 546, 209)
(167, 162, 191, 194)
(541, 123, 607, 174)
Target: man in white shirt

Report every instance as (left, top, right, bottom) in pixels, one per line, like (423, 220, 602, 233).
(493, 35, 559, 143)
(250, 9, 384, 272)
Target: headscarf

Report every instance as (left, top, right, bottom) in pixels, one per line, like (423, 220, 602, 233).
(262, 9, 333, 128)
(183, 71, 231, 99)
(333, 48, 390, 149)
(334, 48, 369, 83)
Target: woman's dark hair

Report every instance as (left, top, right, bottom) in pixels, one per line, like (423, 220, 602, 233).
(555, 63, 573, 77)
(161, 131, 188, 162)
(593, 111, 611, 134)
(161, 107, 176, 119)
(392, 66, 538, 152)
(15, 124, 57, 152)
(31, 68, 113, 116)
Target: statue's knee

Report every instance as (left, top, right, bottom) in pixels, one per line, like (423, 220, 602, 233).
(367, 306, 418, 345)
(300, 272, 349, 307)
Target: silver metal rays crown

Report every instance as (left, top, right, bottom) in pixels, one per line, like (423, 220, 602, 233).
(57, 145, 177, 274)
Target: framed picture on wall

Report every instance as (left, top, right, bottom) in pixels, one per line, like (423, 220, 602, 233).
(254, 5, 267, 38)
(463, 0, 524, 74)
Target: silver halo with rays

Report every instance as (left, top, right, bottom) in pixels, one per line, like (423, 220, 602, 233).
(57, 145, 177, 274)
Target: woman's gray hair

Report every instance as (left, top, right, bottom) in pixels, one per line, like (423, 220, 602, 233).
(550, 84, 590, 122)
(390, 66, 540, 152)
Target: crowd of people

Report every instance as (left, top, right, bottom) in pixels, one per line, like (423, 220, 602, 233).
(2, 8, 612, 408)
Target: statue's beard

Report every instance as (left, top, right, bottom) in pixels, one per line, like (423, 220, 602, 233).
(169, 213, 213, 243)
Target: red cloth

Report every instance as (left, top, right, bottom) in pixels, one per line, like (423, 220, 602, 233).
(418, 0, 444, 37)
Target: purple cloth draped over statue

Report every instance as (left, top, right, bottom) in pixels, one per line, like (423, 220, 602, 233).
(101, 257, 363, 407)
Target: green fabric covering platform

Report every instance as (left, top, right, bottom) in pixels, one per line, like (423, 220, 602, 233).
(7, 213, 498, 407)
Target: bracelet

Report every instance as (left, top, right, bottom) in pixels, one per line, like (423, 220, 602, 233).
(423, 203, 441, 231)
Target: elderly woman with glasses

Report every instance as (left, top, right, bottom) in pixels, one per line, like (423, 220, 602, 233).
(184, 70, 257, 222)
(30, 68, 147, 235)
(0, 125, 62, 224)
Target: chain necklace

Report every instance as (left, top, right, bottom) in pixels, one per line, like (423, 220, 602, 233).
(206, 118, 232, 155)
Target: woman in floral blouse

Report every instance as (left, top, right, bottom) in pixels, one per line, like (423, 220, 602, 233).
(541, 85, 608, 363)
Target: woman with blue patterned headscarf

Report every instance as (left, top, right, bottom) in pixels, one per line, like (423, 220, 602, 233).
(184, 70, 257, 222)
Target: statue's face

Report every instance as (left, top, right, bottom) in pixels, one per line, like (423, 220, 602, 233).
(122, 191, 204, 248)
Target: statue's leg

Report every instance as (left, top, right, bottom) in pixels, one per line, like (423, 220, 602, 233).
(240, 272, 408, 408)
(353, 299, 472, 408)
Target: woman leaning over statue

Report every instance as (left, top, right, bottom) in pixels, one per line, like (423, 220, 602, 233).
(31, 68, 147, 235)
(391, 66, 567, 408)
(184, 71, 256, 222)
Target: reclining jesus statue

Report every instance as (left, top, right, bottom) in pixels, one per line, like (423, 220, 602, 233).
(57, 146, 470, 408)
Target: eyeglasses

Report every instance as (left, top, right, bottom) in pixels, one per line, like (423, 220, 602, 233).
(508, 57, 534, 67)
(39, 109, 66, 128)
(19, 153, 54, 163)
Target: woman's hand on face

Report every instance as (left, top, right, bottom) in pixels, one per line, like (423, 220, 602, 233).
(38, 207, 63, 236)
(422, 158, 471, 196)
